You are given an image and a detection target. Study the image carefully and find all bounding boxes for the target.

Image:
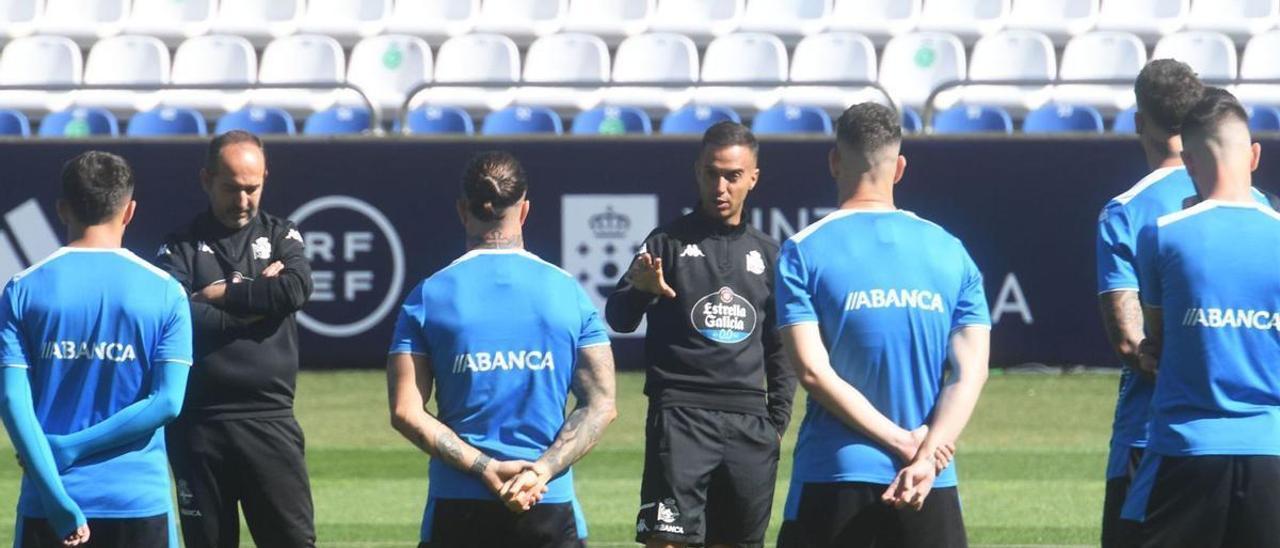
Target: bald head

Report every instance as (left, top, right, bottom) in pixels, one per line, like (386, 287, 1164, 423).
(201, 131, 268, 229)
(1179, 88, 1260, 200)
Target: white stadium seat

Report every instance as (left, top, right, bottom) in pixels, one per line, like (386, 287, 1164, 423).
(694, 32, 787, 114)
(77, 35, 171, 114)
(1235, 31, 1280, 107)
(943, 30, 1055, 113)
(0, 35, 81, 114)
(827, 0, 920, 44)
(345, 35, 432, 116)
(604, 32, 699, 114)
(1004, 0, 1098, 44)
(1053, 31, 1147, 113)
(782, 32, 882, 114)
(562, 0, 654, 45)
(917, 0, 1011, 43)
(1094, 0, 1188, 42)
(38, 0, 130, 46)
(1, 0, 44, 40)
(212, 0, 304, 47)
(298, 0, 392, 47)
(1185, 0, 1279, 44)
(879, 32, 966, 109)
(164, 35, 256, 115)
(515, 33, 610, 113)
(647, 0, 744, 45)
(125, 0, 217, 47)
(738, 0, 832, 43)
(384, 0, 479, 44)
(472, 0, 569, 45)
(1151, 31, 1238, 81)
(253, 34, 346, 116)
(419, 33, 521, 113)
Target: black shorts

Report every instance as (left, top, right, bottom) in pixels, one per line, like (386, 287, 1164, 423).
(18, 514, 169, 548)
(420, 499, 585, 548)
(777, 482, 967, 548)
(1124, 454, 1280, 548)
(636, 405, 780, 547)
(1101, 446, 1143, 548)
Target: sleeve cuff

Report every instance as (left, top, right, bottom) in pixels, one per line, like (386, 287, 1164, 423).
(388, 350, 428, 356)
(578, 341, 612, 349)
(778, 319, 819, 329)
(2, 363, 28, 369)
(156, 358, 193, 366)
(1098, 287, 1140, 296)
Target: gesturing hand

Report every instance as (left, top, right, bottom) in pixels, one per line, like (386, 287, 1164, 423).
(625, 253, 676, 299)
(881, 457, 938, 511)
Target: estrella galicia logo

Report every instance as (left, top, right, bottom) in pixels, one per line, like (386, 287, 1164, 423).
(690, 286, 757, 344)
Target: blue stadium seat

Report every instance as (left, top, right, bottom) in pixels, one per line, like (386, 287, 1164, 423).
(1112, 107, 1138, 133)
(215, 107, 296, 135)
(38, 108, 119, 138)
(901, 107, 922, 134)
(482, 106, 564, 136)
(304, 106, 372, 135)
(1023, 105, 1105, 134)
(402, 106, 475, 135)
(752, 105, 832, 135)
(933, 106, 1013, 134)
(660, 106, 742, 135)
(127, 108, 208, 136)
(571, 107, 653, 135)
(0, 110, 31, 137)
(1248, 105, 1280, 132)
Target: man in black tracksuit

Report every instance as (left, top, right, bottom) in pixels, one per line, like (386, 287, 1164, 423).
(155, 131, 315, 548)
(608, 122, 796, 548)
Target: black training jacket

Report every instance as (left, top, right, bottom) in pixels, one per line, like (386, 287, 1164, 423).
(606, 210, 796, 435)
(155, 210, 313, 420)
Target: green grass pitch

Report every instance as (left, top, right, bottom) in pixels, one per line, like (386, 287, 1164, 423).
(0, 370, 1116, 546)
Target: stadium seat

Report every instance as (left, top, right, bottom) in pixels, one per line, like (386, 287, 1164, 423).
(694, 32, 787, 114)
(515, 33, 610, 114)
(253, 35, 346, 116)
(660, 104, 740, 133)
(402, 105, 474, 134)
(1094, 0, 1188, 42)
(473, 0, 568, 45)
(879, 32, 966, 110)
(945, 30, 1055, 114)
(931, 105, 1013, 133)
(1248, 104, 1280, 132)
(782, 32, 882, 115)
(39, 0, 129, 46)
(562, 0, 654, 45)
(827, 0, 920, 44)
(298, 0, 392, 47)
(1151, 31, 1237, 81)
(917, 0, 1012, 43)
(1004, 0, 1098, 44)
(345, 35, 432, 117)
(215, 106, 296, 134)
(1112, 106, 1137, 132)
(38, 107, 119, 137)
(1053, 31, 1147, 114)
(482, 105, 564, 135)
(77, 35, 171, 115)
(212, 0, 304, 47)
(752, 104, 832, 134)
(901, 106, 922, 133)
(1186, 0, 1278, 43)
(419, 33, 520, 114)
(1, 0, 43, 40)
(1022, 103, 1103, 133)
(1235, 31, 1280, 107)
(571, 105, 652, 134)
(125, 0, 216, 46)
(0, 35, 82, 114)
(384, 0, 479, 44)
(126, 107, 207, 136)
(164, 35, 257, 116)
(738, 0, 832, 43)
(0, 109, 31, 136)
(648, 0, 744, 44)
(604, 32, 699, 114)
(304, 106, 372, 134)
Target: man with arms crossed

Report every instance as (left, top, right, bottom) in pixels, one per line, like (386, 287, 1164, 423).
(1, 152, 192, 547)
(388, 151, 617, 547)
(775, 103, 989, 548)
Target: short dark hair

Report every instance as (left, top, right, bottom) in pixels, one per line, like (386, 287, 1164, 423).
(1135, 59, 1205, 135)
(701, 121, 758, 156)
(1181, 87, 1250, 141)
(461, 151, 528, 222)
(205, 130, 265, 174)
(60, 151, 134, 225)
(835, 103, 901, 153)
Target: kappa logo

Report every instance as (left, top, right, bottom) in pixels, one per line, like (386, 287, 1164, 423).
(745, 249, 765, 274)
(680, 244, 705, 258)
(251, 236, 272, 260)
(0, 199, 62, 282)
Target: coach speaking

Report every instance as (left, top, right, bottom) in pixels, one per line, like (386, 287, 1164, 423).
(155, 130, 316, 548)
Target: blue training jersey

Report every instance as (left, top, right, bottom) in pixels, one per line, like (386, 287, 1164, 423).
(0, 247, 193, 518)
(775, 209, 990, 489)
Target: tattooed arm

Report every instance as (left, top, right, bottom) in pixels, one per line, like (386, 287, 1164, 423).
(1099, 290, 1145, 372)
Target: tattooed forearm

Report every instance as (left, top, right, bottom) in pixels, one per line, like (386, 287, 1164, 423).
(434, 429, 467, 467)
(1100, 291, 1145, 369)
(536, 345, 617, 477)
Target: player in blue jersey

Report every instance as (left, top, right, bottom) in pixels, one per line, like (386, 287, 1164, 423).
(774, 103, 990, 548)
(386, 151, 618, 548)
(0, 151, 193, 547)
